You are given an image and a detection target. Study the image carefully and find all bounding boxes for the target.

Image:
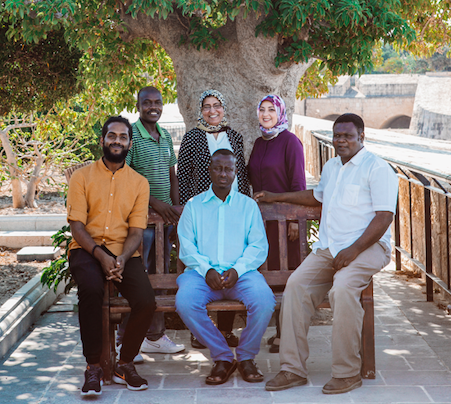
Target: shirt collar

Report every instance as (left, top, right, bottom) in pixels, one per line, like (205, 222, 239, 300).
(340, 146, 367, 166)
(98, 157, 127, 174)
(135, 119, 167, 141)
(202, 185, 235, 205)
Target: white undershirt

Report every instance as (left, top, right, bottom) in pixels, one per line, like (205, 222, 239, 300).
(206, 131, 239, 192)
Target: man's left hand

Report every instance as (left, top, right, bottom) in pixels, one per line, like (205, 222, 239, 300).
(332, 246, 361, 270)
(221, 268, 238, 289)
(108, 255, 125, 282)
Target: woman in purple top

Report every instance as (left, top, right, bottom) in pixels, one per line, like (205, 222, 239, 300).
(248, 94, 306, 269)
(248, 94, 307, 353)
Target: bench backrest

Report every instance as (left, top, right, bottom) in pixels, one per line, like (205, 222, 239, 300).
(148, 203, 321, 290)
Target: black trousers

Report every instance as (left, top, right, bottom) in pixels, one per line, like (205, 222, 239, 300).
(69, 248, 156, 364)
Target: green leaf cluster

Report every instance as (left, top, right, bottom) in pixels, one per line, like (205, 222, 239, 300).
(0, 26, 81, 115)
(41, 225, 75, 293)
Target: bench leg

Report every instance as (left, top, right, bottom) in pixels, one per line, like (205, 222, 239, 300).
(100, 281, 115, 384)
(360, 280, 375, 379)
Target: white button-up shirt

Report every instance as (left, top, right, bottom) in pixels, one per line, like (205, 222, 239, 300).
(313, 147, 398, 257)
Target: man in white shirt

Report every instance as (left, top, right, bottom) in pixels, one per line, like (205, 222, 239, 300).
(255, 113, 398, 394)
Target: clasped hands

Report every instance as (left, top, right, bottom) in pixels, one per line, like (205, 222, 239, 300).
(100, 253, 126, 282)
(206, 268, 238, 290)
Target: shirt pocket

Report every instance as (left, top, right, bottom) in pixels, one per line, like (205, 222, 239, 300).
(341, 184, 360, 206)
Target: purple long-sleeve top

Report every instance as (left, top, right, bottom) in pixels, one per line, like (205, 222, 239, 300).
(248, 129, 306, 193)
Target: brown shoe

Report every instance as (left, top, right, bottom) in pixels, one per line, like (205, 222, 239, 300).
(322, 375, 362, 394)
(237, 359, 264, 383)
(265, 370, 307, 391)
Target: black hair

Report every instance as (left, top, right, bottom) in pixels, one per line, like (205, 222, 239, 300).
(333, 113, 365, 134)
(211, 149, 236, 159)
(137, 86, 161, 102)
(101, 116, 133, 140)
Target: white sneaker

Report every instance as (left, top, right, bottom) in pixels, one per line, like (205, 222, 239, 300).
(116, 344, 144, 364)
(140, 335, 185, 354)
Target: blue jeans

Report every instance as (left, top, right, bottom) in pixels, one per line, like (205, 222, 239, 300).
(176, 270, 275, 362)
(117, 225, 173, 344)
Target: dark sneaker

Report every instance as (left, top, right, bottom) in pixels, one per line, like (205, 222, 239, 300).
(81, 365, 103, 396)
(113, 362, 148, 391)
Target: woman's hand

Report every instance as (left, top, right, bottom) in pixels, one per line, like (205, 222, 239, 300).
(288, 222, 299, 241)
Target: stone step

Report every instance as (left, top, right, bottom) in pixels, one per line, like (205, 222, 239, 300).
(16, 246, 61, 261)
(0, 231, 55, 248)
(0, 214, 66, 232)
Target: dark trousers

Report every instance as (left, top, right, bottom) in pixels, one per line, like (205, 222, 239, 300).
(69, 248, 156, 364)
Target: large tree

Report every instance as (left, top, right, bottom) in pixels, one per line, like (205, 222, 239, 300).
(3, 1, 444, 151)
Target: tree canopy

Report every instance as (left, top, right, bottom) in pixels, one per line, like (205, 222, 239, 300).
(1, 1, 450, 151)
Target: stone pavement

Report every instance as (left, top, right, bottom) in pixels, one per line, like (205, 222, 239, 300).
(1, 262, 451, 403)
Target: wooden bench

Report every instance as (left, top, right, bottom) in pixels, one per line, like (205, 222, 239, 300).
(99, 203, 376, 383)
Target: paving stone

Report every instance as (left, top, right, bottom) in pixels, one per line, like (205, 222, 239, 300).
(423, 385, 451, 402)
(347, 386, 431, 402)
(197, 387, 273, 404)
(121, 388, 196, 404)
(270, 386, 352, 403)
(16, 246, 61, 261)
(380, 370, 451, 385)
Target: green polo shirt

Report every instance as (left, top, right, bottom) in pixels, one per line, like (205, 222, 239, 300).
(126, 119, 177, 205)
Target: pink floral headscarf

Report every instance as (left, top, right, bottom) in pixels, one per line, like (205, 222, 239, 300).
(257, 94, 289, 137)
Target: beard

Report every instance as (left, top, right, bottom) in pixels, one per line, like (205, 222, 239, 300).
(103, 144, 129, 163)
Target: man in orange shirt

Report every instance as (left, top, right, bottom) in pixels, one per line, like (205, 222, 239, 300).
(67, 116, 155, 396)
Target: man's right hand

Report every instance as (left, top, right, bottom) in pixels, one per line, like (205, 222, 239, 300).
(94, 249, 122, 282)
(253, 190, 277, 203)
(206, 268, 224, 290)
(151, 198, 180, 224)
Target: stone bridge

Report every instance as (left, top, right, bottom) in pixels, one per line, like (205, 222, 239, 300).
(295, 73, 451, 140)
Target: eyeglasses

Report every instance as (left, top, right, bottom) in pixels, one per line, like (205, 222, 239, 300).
(201, 103, 223, 112)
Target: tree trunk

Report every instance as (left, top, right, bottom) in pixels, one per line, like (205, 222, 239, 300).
(119, 9, 312, 158)
(0, 128, 25, 208)
(25, 153, 43, 208)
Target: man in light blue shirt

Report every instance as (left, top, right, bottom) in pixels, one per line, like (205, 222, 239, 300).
(176, 149, 275, 385)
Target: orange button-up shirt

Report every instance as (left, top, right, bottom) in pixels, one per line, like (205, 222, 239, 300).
(67, 159, 149, 257)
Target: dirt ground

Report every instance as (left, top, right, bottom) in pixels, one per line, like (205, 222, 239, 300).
(0, 187, 65, 308)
(0, 247, 47, 307)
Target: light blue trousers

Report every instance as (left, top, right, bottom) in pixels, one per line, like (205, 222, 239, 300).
(176, 270, 275, 362)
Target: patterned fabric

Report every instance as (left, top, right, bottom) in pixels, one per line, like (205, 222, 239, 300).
(126, 121, 177, 205)
(257, 94, 289, 137)
(197, 89, 229, 132)
(177, 127, 251, 205)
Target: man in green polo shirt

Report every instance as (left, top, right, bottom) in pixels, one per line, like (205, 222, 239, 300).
(117, 86, 185, 355)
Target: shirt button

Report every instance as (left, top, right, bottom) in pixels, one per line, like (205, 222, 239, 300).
(103, 239, 105, 242)
(109, 210, 111, 213)
(110, 194, 113, 196)
(106, 227, 108, 229)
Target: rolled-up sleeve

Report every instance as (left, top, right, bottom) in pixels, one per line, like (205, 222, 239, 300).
(178, 201, 212, 277)
(67, 171, 88, 224)
(232, 202, 269, 277)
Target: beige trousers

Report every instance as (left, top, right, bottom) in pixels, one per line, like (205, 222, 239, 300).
(279, 242, 391, 378)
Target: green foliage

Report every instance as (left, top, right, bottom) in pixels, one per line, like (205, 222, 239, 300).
(297, 61, 338, 100)
(41, 225, 75, 294)
(0, 26, 81, 115)
(1, 0, 419, 84)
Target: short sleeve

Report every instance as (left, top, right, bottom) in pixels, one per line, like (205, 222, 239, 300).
(369, 161, 399, 213)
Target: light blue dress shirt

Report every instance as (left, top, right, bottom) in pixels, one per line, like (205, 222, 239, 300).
(178, 186, 269, 278)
